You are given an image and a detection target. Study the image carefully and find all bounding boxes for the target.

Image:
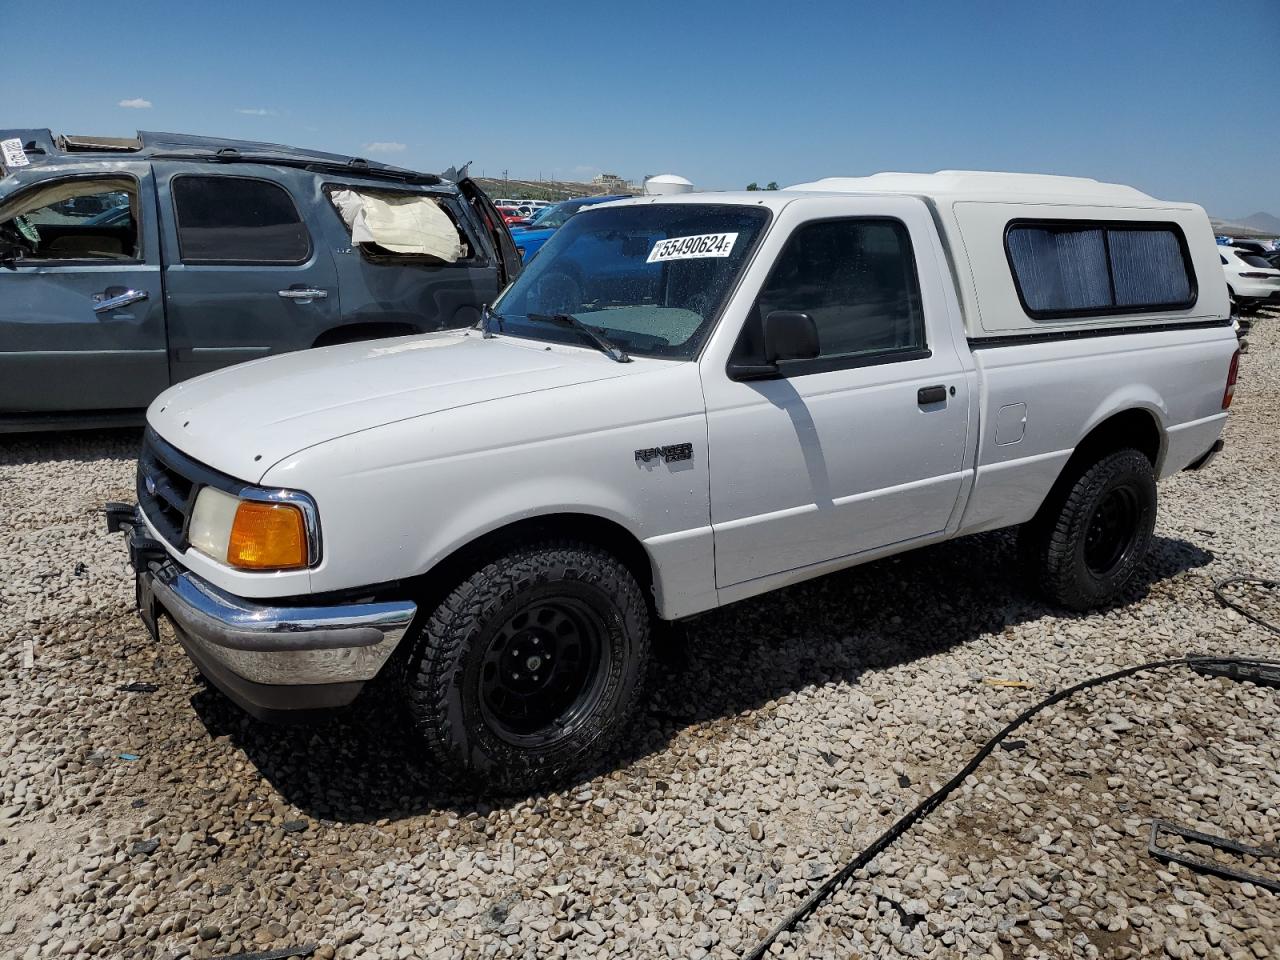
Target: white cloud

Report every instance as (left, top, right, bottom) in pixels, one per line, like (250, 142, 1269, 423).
(118, 98, 153, 109)
(236, 107, 276, 117)
(363, 141, 407, 154)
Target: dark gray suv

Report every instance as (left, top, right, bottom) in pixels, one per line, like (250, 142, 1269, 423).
(0, 129, 522, 431)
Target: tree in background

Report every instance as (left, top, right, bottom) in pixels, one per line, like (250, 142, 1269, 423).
(746, 182, 759, 191)
(766, 182, 779, 191)
(746, 182, 780, 191)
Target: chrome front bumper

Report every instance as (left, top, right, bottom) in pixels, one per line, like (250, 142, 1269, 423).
(107, 502, 416, 714)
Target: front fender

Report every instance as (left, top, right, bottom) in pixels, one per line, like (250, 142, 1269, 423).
(263, 362, 715, 617)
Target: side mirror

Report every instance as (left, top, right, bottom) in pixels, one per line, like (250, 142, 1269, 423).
(727, 311, 820, 381)
(763, 311, 819, 363)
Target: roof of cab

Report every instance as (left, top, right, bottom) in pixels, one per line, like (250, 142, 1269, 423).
(0, 128, 443, 186)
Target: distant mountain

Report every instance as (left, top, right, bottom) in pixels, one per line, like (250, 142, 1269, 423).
(1239, 212, 1280, 234)
(1211, 214, 1277, 238)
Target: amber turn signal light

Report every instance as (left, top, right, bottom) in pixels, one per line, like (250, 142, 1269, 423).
(227, 501, 308, 570)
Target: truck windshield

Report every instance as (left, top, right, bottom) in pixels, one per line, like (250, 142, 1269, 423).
(493, 203, 770, 360)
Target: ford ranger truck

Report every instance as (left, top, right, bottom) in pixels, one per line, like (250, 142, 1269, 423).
(108, 171, 1238, 790)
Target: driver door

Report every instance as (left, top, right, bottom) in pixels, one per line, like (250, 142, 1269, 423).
(0, 165, 167, 414)
(703, 196, 972, 589)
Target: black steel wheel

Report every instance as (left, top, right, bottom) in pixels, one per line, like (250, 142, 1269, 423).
(477, 597, 608, 747)
(403, 540, 651, 791)
(1018, 448, 1157, 611)
(1083, 484, 1141, 576)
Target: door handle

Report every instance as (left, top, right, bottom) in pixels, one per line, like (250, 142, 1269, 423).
(278, 288, 329, 301)
(93, 289, 148, 313)
(917, 384, 947, 405)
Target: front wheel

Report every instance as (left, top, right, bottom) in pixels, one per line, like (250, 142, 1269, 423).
(403, 540, 651, 791)
(1018, 449, 1157, 611)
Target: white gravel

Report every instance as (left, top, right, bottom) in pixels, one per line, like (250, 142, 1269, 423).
(1, 309, 1277, 960)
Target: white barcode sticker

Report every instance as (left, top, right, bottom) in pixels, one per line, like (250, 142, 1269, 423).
(1, 138, 29, 168)
(647, 232, 738, 263)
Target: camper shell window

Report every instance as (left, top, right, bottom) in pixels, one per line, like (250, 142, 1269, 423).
(1004, 220, 1197, 320)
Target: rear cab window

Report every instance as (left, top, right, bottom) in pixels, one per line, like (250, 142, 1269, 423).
(172, 175, 310, 264)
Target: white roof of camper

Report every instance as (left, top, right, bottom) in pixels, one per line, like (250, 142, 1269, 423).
(787, 171, 1170, 206)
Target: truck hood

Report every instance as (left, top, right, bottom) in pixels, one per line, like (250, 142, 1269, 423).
(148, 330, 654, 482)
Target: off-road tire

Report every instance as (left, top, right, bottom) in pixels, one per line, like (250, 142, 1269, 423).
(1018, 449, 1157, 611)
(403, 540, 650, 792)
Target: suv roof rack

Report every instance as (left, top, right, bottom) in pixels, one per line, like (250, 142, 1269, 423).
(59, 135, 143, 153)
(1, 129, 444, 186)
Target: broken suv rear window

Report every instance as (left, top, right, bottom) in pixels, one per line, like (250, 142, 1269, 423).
(328, 188, 468, 262)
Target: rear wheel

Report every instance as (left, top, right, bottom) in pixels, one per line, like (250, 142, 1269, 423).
(403, 540, 650, 791)
(1018, 449, 1157, 611)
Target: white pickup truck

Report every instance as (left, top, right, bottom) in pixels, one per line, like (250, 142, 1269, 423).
(109, 171, 1238, 789)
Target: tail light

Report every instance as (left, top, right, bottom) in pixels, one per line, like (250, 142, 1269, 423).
(1222, 349, 1240, 409)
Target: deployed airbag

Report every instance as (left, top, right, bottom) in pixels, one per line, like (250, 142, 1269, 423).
(330, 189, 466, 261)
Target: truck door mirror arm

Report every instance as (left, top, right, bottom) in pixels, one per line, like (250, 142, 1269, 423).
(726, 311, 820, 381)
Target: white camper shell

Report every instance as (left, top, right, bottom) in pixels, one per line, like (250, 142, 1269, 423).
(788, 171, 1227, 338)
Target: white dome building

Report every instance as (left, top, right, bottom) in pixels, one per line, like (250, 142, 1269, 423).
(643, 174, 694, 196)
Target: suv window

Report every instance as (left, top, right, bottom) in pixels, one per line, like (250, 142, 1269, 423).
(1236, 251, 1273, 269)
(733, 218, 926, 370)
(326, 186, 472, 263)
(172, 175, 310, 264)
(1005, 221, 1195, 317)
(0, 177, 138, 261)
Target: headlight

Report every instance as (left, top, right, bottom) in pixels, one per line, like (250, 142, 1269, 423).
(189, 487, 316, 571)
(189, 487, 240, 560)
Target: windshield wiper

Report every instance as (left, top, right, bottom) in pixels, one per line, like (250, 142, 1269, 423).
(527, 313, 631, 363)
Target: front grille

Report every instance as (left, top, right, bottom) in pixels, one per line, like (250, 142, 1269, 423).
(137, 429, 247, 550)
(138, 433, 198, 547)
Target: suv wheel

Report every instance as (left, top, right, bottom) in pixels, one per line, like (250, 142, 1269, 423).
(1018, 448, 1157, 611)
(403, 540, 651, 791)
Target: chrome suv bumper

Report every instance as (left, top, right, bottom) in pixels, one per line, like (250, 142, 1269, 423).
(106, 503, 416, 717)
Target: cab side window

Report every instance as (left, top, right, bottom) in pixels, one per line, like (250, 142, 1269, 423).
(172, 175, 310, 264)
(733, 218, 926, 369)
(0, 178, 139, 261)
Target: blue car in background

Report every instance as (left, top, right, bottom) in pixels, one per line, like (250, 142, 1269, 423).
(510, 194, 631, 261)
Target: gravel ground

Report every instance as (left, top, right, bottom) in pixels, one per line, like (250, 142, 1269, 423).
(1, 310, 1277, 960)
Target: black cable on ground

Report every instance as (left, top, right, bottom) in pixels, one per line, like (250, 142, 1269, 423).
(743, 575, 1280, 960)
(1214, 575, 1280, 636)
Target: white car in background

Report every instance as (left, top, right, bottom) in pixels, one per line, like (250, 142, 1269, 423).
(1220, 245, 1280, 312)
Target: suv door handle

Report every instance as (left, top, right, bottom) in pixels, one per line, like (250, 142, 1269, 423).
(93, 289, 148, 313)
(278, 288, 329, 301)
(917, 384, 947, 405)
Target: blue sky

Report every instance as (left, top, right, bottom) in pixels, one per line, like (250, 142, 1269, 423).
(8, 0, 1278, 216)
